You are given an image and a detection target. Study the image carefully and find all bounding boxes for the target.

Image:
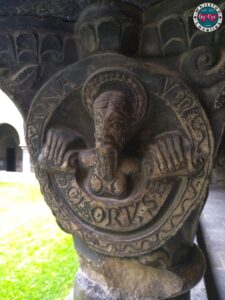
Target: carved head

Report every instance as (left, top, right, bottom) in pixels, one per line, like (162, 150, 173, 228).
(92, 89, 131, 186)
(93, 90, 130, 151)
(82, 69, 148, 188)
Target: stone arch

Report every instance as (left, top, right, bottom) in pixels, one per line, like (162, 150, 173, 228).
(0, 90, 30, 172)
(0, 123, 21, 171)
(0, 90, 25, 147)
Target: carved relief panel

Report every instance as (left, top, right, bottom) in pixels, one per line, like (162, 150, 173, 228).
(0, 0, 224, 299)
(26, 54, 214, 258)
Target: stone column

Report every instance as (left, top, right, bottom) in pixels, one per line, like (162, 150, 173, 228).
(0, 0, 224, 299)
(21, 146, 31, 173)
(32, 4, 212, 299)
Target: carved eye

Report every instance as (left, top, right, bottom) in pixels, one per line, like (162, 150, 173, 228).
(112, 123, 121, 130)
(95, 117, 101, 126)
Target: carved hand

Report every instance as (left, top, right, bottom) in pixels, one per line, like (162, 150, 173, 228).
(39, 127, 84, 172)
(143, 133, 191, 178)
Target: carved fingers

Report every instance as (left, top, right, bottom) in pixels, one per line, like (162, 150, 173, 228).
(147, 133, 188, 176)
(39, 127, 84, 171)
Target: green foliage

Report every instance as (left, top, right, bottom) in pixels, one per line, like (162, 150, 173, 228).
(0, 182, 78, 300)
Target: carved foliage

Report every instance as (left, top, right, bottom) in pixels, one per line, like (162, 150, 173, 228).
(0, 17, 77, 97)
(75, 2, 140, 57)
(141, 6, 225, 57)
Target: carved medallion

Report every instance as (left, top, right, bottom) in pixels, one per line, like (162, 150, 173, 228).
(26, 53, 214, 257)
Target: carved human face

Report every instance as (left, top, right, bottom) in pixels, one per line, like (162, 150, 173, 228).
(93, 90, 130, 181)
(93, 90, 129, 151)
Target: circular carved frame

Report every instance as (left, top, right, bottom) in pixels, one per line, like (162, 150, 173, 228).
(26, 53, 214, 257)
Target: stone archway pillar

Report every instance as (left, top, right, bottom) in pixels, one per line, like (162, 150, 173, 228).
(21, 146, 31, 173)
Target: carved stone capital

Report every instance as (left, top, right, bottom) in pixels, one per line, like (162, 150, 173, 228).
(0, 0, 224, 299)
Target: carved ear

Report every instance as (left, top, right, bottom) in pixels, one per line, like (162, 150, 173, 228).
(0, 17, 78, 119)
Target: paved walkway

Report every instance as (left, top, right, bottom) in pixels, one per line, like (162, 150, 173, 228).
(0, 171, 37, 183)
(191, 279, 207, 300)
(199, 185, 225, 300)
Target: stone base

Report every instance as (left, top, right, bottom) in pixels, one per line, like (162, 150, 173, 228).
(74, 270, 115, 300)
(73, 245, 204, 300)
(73, 271, 191, 300)
(168, 293, 190, 300)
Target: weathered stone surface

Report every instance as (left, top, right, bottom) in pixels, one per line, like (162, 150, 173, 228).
(68, 282, 206, 300)
(72, 233, 205, 299)
(0, 0, 224, 299)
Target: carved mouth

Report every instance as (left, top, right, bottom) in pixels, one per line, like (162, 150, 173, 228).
(97, 136, 121, 149)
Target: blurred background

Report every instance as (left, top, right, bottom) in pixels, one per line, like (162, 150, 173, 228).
(0, 90, 224, 300)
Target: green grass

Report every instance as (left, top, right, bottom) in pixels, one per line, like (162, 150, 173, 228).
(0, 182, 41, 212)
(0, 182, 78, 300)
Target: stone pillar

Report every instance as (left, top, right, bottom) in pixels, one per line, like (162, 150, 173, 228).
(0, 0, 224, 299)
(169, 294, 190, 300)
(21, 146, 30, 173)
